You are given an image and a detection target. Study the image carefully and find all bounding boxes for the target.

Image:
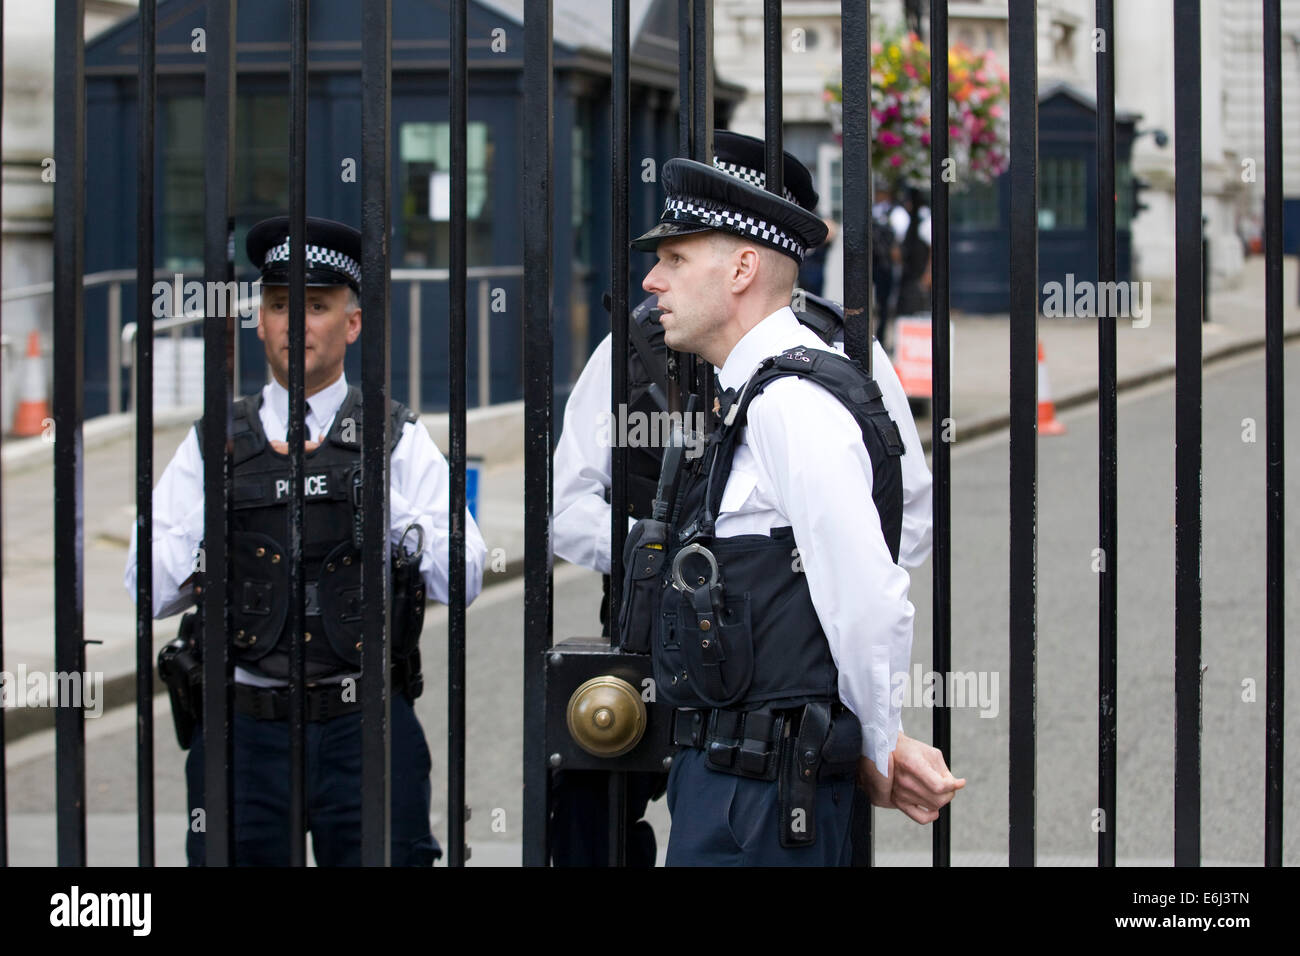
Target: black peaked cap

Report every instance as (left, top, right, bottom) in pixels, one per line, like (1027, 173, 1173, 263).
(246, 216, 363, 294)
(712, 130, 819, 212)
(631, 158, 828, 262)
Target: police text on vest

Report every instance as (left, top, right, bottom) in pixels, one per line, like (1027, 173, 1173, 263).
(275, 473, 329, 500)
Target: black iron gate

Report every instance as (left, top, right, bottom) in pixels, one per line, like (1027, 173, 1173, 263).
(0, 0, 1286, 868)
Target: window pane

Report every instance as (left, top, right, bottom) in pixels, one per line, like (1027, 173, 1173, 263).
(399, 121, 493, 268)
(161, 96, 204, 273)
(1039, 155, 1086, 230)
(952, 180, 1000, 227)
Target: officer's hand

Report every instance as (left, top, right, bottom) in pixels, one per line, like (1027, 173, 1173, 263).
(856, 753, 895, 810)
(889, 733, 966, 825)
(270, 439, 320, 454)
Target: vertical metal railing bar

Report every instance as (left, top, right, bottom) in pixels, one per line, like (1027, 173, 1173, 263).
(447, 0, 470, 868)
(478, 279, 491, 408)
(1007, 0, 1038, 868)
(0, 0, 7, 868)
(840, 2, 872, 376)
(521, 0, 555, 867)
(1261, 0, 1285, 869)
(606, 0, 632, 870)
(929, 0, 952, 869)
(1094, 0, 1118, 869)
(53, 0, 88, 868)
(360, 0, 394, 867)
(1172, 0, 1203, 868)
(677, 0, 692, 160)
(409, 282, 421, 413)
(762, 0, 783, 199)
(667, 0, 692, 418)
(609, 0, 631, 711)
(286, 0, 310, 869)
(689, 0, 713, 403)
(689, 0, 712, 170)
(201, 0, 236, 868)
(135, 0, 157, 869)
(841, 1, 873, 866)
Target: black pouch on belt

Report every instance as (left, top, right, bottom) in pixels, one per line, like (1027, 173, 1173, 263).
(617, 518, 669, 654)
(778, 701, 833, 848)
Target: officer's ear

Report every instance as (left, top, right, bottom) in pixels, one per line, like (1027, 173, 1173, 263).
(729, 244, 761, 295)
(345, 296, 362, 345)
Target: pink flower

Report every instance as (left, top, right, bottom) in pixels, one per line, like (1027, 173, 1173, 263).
(890, 154, 903, 167)
(878, 130, 903, 147)
(920, 131, 931, 146)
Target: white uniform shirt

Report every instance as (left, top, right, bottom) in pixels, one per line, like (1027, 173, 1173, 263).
(553, 313, 933, 574)
(124, 372, 488, 686)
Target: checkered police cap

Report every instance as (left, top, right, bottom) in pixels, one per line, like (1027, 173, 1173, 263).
(711, 130, 820, 212)
(246, 216, 364, 294)
(630, 158, 828, 263)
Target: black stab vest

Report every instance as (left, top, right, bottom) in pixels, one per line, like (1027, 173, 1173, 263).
(195, 386, 417, 680)
(651, 344, 906, 712)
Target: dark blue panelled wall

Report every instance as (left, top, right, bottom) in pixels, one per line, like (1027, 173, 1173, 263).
(81, 0, 738, 416)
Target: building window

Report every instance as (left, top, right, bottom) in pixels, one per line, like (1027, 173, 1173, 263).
(952, 180, 1000, 228)
(161, 92, 291, 275)
(161, 95, 204, 273)
(1038, 155, 1087, 230)
(398, 121, 493, 268)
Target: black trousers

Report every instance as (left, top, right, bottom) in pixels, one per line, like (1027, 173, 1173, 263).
(184, 693, 438, 866)
(549, 768, 666, 867)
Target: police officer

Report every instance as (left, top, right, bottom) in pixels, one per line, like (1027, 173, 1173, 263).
(551, 132, 936, 865)
(620, 155, 964, 865)
(124, 216, 488, 866)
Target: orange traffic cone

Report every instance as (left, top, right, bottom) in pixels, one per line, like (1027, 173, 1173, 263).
(11, 330, 51, 437)
(1037, 340, 1066, 436)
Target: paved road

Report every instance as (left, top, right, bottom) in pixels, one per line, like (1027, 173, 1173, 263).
(5, 344, 1297, 865)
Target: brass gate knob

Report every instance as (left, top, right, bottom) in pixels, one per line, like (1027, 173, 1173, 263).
(565, 675, 647, 758)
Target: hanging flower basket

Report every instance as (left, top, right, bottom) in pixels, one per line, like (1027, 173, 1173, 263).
(825, 30, 1010, 193)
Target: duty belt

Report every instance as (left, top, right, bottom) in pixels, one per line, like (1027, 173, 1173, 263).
(672, 707, 786, 781)
(672, 702, 854, 849)
(234, 657, 421, 722)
